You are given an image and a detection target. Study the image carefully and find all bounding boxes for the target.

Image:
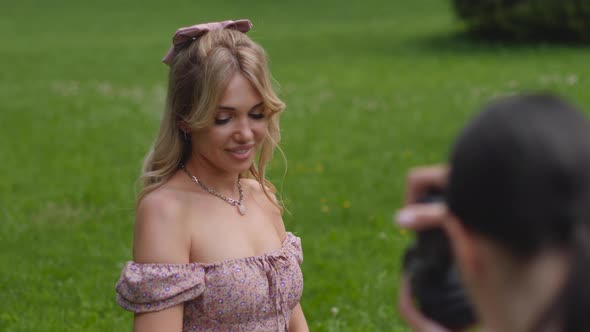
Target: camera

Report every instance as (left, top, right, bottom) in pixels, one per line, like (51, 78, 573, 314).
(402, 192, 477, 330)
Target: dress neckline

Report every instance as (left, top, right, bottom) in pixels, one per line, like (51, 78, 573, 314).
(127, 232, 299, 269)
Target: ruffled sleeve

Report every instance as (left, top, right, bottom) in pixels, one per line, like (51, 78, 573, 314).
(283, 232, 303, 265)
(116, 262, 206, 313)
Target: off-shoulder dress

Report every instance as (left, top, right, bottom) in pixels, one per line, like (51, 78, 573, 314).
(116, 232, 304, 332)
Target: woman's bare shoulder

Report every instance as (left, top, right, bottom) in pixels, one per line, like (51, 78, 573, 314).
(241, 178, 275, 196)
(241, 178, 287, 238)
(133, 186, 191, 264)
(240, 177, 264, 190)
(241, 178, 281, 208)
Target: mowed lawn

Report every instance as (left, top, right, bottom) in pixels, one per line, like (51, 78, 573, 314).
(2, 1, 590, 331)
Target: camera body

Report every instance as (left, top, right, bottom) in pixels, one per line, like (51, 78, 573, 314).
(402, 193, 477, 329)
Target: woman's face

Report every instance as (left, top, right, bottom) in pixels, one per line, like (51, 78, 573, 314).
(191, 72, 269, 175)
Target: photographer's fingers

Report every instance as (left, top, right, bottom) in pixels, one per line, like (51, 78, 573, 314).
(404, 166, 449, 205)
(398, 275, 452, 332)
(395, 202, 448, 230)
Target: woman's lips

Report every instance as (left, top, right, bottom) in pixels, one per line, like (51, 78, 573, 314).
(226, 145, 254, 160)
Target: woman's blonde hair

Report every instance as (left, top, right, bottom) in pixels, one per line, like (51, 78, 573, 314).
(137, 29, 285, 208)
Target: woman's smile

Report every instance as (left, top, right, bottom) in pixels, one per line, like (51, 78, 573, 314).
(226, 144, 255, 160)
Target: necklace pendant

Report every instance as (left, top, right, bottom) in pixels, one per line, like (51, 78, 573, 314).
(238, 203, 247, 216)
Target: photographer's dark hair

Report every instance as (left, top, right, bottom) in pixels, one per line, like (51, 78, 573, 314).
(447, 94, 590, 332)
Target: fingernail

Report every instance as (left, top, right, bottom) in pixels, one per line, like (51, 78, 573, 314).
(395, 209, 415, 226)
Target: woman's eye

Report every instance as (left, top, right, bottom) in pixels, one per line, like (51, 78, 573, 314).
(214, 117, 231, 125)
(250, 113, 265, 120)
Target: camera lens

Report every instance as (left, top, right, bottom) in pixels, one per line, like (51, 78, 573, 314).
(402, 193, 477, 329)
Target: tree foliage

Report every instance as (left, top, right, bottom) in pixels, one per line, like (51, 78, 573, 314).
(452, 0, 590, 42)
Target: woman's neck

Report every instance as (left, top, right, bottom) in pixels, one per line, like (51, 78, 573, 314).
(477, 248, 570, 332)
(183, 156, 242, 198)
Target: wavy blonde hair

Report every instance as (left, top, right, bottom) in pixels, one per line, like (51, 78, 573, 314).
(137, 29, 285, 208)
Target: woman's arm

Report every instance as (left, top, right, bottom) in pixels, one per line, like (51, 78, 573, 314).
(134, 306, 184, 332)
(289, 303, 309, 332)
(132, 192, 191, 332)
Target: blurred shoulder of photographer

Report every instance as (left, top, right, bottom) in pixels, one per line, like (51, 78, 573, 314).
(396, 94, 590, 332)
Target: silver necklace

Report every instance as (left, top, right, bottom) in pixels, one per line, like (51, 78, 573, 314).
(180, 164, 247, 215)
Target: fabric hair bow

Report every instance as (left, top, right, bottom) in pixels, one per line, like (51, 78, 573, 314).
(162, 19, 253, 65)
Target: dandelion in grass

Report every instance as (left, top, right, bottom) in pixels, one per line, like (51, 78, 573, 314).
(401, 149, 413, 160)
(330, 307, 339, 316)
(566, 74, 578, 85)
(296, 162, 305, 173)
(96, 81, 114, 96)
(315, 163, 324, 173)
(321, 205, 330, 213)
(508, 80, 519, 88)
(342, 200, 351, 209)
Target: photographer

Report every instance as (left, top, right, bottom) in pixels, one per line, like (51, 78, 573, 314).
(395, 94, 590, 332)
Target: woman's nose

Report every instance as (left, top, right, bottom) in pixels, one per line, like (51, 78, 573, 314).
(234, 117, 254, 141)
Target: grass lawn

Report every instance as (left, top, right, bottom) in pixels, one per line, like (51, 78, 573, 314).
(2, 0, 590, 331)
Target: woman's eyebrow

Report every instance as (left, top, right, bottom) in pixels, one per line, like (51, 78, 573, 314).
(217, 101, 264, 111)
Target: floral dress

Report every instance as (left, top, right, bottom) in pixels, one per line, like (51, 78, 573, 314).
(116, 232, 304, 332)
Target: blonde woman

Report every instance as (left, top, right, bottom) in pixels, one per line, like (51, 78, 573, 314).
(115, 20, 308, 332)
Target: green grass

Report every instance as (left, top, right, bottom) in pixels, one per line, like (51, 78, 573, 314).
(2, 1, 590, 331)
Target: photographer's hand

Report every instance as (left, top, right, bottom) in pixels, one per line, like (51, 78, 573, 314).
(398, 275, 453, 332)
(395, 165, 454, 332)
(396, 165, 449, 230)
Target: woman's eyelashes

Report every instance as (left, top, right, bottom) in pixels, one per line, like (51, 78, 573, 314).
(214, 117, 231, 125)
(249, 112, 266, 120)
(213, 112, 266, 125)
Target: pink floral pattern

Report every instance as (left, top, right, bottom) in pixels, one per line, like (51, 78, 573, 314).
(116, 232, 304, 332)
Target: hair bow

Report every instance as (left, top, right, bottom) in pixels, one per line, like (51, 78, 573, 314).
(162, 19, 253, 65)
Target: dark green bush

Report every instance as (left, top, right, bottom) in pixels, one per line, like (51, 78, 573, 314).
(452, 0, 590, 42)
